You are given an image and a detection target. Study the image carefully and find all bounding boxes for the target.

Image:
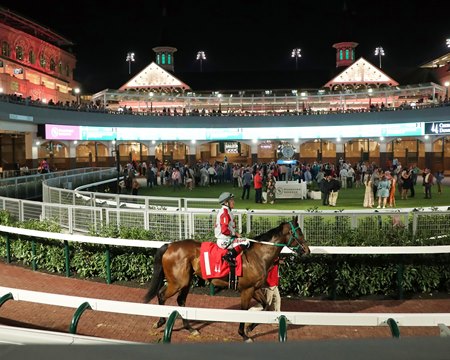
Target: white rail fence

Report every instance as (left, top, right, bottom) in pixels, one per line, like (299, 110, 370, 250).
(1, 286, 449, 343)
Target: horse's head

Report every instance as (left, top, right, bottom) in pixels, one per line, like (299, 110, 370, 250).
(285, 216, 310, 255)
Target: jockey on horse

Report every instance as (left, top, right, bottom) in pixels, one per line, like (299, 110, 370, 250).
(215, 192, 250, 266)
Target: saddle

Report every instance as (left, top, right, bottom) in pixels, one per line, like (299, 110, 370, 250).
(199, 243, 243, 287)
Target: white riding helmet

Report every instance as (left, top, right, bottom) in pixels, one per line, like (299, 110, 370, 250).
(218, 192, 234, 205)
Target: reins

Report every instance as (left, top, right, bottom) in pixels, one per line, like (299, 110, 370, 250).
(245, 220, 304, 252)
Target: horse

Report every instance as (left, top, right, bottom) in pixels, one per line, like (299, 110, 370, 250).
(143, 216, 310, 342)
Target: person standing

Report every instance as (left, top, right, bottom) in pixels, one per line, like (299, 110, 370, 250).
(320, 175, 331, 206)
(266, 173, 276, 204)
(215, 192, 249, 266)
(131, 178, 140, 195)
(423, 168, 434, 199)
(241, 168, 253, 200)
(328, 175, 341, 206)
(376, 174, 390, 208)
(387, 171, 397, 207)
(363, 173, 374, 208)
(435, 170, 445, 194)
(254, 170, 263, 203)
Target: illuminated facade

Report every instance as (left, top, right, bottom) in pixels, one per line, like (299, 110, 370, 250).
(0, 7, 78, 103)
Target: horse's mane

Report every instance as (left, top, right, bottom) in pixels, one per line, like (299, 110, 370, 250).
(253, 221, 287, 243)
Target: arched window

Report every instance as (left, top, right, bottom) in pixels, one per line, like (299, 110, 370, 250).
(65, 64, 70, 77)
(58, 61, 62, 74)
(2, 41, 10, 57)
(50, 58, 56, 71)
(161, 53, 166, 65)
(339, 50, 343, 60)
(168, 53, 171, 65)
(345, 49, 349, 60)
(29, 50, 35, 64)
(156, 54, 160, 64)
(15, 46, 23, 60)
(39, 53, 46, 68)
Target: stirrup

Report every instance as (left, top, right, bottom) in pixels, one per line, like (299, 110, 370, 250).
(222, 253, 236, 266)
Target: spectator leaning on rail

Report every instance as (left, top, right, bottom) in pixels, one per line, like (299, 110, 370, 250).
(215, 192, 249, 266)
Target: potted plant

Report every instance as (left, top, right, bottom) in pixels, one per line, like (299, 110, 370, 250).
(307, 181, 322, 200)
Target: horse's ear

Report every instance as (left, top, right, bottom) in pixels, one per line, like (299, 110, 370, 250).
(292, 215, 298, 224)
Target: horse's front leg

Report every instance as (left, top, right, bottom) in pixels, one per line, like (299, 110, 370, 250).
(238, 288, 255, 342)
(177, 286, 199, 336)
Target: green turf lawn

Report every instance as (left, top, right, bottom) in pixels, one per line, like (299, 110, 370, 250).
(138, 181, 450, 210)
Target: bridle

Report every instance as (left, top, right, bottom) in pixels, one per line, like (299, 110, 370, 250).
(285, 220, 306, 254)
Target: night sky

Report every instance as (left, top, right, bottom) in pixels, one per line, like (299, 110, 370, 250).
(1, 0, 449, 93)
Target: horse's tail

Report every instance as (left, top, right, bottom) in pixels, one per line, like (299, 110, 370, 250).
(143, 243, 169, 303)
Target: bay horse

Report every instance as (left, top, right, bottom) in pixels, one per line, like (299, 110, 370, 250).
(143, 216, 309, 342)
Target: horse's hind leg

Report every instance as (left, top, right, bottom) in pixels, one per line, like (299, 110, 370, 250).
(153, 282, 183, 329)
(177, 286, 199, 336)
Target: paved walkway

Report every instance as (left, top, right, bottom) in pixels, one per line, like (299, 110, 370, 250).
(0, 261, 449, 343)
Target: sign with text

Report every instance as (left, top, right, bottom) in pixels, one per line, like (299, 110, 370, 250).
(424, 121, 450, 135)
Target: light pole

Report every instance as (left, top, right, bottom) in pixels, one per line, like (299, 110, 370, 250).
(291, 48, 301, 70)
(196, 51, 206, 72)
(445, 81, 449, 101)
(126, 52, 135, 74)
(374, 46, 385, 68)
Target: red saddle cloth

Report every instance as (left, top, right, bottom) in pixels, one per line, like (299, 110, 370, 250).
(200, 242, 243, 280)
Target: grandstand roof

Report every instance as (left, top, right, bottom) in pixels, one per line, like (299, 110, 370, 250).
(0, 6, 73, 48)
(119, 62, 190, 92)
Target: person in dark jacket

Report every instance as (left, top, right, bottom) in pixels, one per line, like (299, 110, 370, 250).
(328, 175, 341, 206)
(320, 175, 331, 205)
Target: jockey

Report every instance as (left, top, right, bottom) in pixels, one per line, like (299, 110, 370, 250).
(215, 192, 249, 266)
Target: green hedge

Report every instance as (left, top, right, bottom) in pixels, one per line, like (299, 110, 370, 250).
(0, 210, 449, 298)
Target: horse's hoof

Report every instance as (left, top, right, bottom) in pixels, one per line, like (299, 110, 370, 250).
(244, 338, 254, 343)
(189, 329, 200, 336)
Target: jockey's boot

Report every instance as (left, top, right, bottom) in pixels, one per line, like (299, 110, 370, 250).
(222, 246, 241, 267)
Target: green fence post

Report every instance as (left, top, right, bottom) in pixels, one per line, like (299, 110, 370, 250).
(31, 239, 37, 271)
(105, 245, 111, 284)
(163, 311, 180, 344)
(209, 283, 215, 296)
(5, 234, 11, 263)
(0, 292, 13, 307)
(69, 302, 92, 334)
(387, 318, 400, 338)
(329, 254, 337, 300)
(64, 240, 70, 277)
(278, 315, 288, 342)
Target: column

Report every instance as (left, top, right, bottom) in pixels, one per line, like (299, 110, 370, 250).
(187, 142, 197, 165)
(423, 138, 433, 171)
(335, 142, 344, 165)
(25, 132, 39, 168)
(251, 141, 259, 164)
(68, 141, 77, 169)
(379, 141, 388, 168)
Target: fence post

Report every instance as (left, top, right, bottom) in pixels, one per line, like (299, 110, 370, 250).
(64, 240, 70, 277)
(163, 311, 180, 343)
(69, 302, 92, 334)
(278, 315, 288, 342)
(5, 234, 11, 263)
(31, 238, 37, 271)
(105, 245, 111, 284)
(328, 254, 338, 300)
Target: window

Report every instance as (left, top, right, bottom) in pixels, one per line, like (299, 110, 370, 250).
(58, 61, 62, 74)
(2, 41, 10, 57)
(161, 53, 166, 65)
(168, 53, 171, 65)
(352, 49, 355, 60)
(50, 58, 56, 71)
(339, 50, 343, 61)
(29, 50, 35, 64)
(65, 64, 70, 77)
(15, 46, 23, 60)
(39, 53, 46, 68)
(345, 49, 349, 60)
(156, 54, 160, 64)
